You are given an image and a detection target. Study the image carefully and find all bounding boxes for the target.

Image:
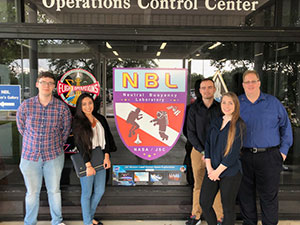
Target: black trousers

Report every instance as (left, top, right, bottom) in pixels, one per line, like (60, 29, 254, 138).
(200, 171, 242, 225)
(238, 148, 283, 225)
(183, 141, 194, 185)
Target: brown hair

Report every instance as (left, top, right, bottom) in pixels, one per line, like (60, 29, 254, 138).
(242, 70, 260, 82)
(222, 92, 243, 156)
(37, 71, 56, 82)
(200, 78, 215, 86)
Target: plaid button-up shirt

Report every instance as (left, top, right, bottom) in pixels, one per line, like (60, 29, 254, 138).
(16, 96, 72, 162)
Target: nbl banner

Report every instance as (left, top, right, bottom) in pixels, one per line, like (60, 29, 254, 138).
(113, 68, 187, 161)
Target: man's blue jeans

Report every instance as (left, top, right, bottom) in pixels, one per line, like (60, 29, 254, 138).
(19, 153, 65, 225)
(80, 169, 106, 225)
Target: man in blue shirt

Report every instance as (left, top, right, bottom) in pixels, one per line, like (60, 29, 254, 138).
(238, 70, 293, 225)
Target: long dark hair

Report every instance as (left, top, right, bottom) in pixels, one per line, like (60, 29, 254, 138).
(72, 93, 95, 155)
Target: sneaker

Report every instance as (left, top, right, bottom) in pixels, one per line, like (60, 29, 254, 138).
(58, 223, 66, 225)
(186, 215, 201, 225)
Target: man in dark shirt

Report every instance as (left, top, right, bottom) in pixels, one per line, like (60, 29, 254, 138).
(186, 78, 223, 225)
(183, 79, 202, 185)
(238, 70, 293, 225)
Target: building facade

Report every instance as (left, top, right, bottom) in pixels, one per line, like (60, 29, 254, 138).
(0, 0, 300, 221)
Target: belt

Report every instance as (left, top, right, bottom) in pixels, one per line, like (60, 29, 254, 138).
(243, 146, 279, 153)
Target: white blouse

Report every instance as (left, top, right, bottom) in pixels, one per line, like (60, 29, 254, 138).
(92, 120, 106, 150)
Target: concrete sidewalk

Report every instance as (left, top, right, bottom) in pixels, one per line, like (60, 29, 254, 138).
(1, 221, 300, 225)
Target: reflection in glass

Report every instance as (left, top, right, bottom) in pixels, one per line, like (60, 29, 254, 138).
(0, 39, 299, 187)
(0, 0, 17, 23)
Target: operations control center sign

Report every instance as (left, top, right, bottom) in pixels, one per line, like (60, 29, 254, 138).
(0, 85, 21, 111)
(113, 68, 187, 161)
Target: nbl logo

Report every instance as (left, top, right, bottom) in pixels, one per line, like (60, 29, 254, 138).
(113, 68, 187, 161)
(57, 68, 100, 107)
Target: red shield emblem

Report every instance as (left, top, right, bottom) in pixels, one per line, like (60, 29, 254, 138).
(113, 68, 187, 160)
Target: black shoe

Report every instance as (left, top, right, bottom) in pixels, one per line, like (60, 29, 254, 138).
(186, 215, 201, 225)
(93, 218, 103, 225)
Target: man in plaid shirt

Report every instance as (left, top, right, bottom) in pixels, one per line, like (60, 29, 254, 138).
(16, 72, 72, 225)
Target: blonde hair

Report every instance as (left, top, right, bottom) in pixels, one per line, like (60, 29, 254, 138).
(222, 92, 243, 156)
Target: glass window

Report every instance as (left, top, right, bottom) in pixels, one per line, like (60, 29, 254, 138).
(0, 39, 299, 188)
(279, 0, 300, 27)
(0, 0, 17, 23)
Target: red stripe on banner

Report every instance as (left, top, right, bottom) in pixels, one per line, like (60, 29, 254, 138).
(130, 103, 185, 131)
(116, 116, 168, 147)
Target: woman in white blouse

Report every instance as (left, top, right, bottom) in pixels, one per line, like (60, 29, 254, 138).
(72, 93, 116, 225)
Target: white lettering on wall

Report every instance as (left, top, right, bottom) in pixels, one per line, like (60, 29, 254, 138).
(123, 0, 130, 8)
(82, 0, 90, 8)
(75, 0, 83, 8)
(177, 0, 183, 9)
(41, 0, 259, 12)
(103, 0, 113, 8)
(42, 0, 55, 8)
(205, 0, 258, 11)
(66, 0, 75, 8)
(137, 0, 197, 10)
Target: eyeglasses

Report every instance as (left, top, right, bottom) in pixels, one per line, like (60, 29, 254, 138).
(39, 81, 55, 87)
(243, 80, 260, 85)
